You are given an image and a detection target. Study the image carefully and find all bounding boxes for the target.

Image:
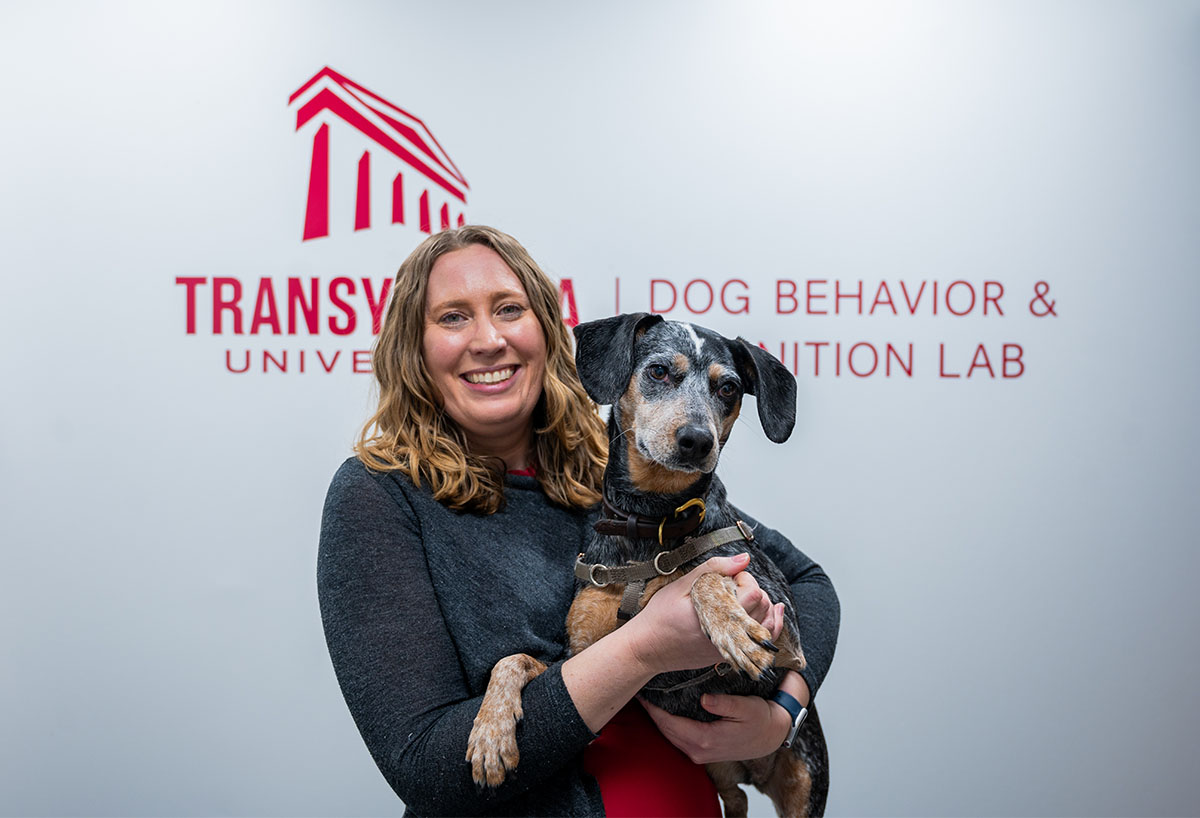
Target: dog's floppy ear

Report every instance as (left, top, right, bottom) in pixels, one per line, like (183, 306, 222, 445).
(731, 338, 796, 443)
(573, 313, 664, 404)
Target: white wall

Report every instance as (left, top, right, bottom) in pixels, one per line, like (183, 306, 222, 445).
(2, 1, 1198, 815)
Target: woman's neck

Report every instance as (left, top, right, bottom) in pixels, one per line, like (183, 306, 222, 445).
(466, 425, 534, 471)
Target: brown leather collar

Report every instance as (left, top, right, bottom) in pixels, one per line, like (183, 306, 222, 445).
(593, 493, 707, 544)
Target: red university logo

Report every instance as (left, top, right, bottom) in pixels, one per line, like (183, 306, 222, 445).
(285, 66, 578, 327)
(176, 67, 579, 374)
(289, 67, 470, 240)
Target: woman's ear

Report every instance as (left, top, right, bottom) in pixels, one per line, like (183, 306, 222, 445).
(572, 313, 664, 404)
(732, 338, 797, 443)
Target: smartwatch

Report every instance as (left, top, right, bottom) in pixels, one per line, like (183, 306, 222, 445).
(770, 689, 808, 749)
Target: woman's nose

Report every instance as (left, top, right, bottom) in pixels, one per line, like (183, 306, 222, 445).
(469, 317, 507, 354)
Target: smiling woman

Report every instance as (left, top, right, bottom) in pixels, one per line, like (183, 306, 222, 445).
(421, 244, 548, 470)
(354, 225, 605, 514)
(317, 225, 839, 817)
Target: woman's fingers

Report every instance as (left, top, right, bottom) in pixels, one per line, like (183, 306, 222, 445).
(700, 552, 750, 577)
(766, 602, 785, 641)
(639, 693, 791, 764)
(733, 571, 770, 622)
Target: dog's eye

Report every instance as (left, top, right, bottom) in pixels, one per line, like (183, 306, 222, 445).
(646, 364, 670, 382)
(717, 382, 739, 399)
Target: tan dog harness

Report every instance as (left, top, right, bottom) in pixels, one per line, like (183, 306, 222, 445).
(574, 519, 756, 621)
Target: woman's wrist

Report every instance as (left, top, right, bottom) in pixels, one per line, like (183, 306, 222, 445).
(776, 668, 810, 707)
(767, 670, 809, 749)
(614, 609, 670, 678)
(561, 623, 659, 733)
(766, 694, 794, 746)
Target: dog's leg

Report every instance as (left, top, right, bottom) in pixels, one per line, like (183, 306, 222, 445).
(465, 653, 547, 787)
(707, 761, 750, 818)
(690, 573, 777, 679)
(760, 747, 814, 818)
(566, 584, 623, 656)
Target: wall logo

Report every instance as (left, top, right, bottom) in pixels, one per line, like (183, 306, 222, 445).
(289, 67, 469, 240)
(177, 67, 582, 374)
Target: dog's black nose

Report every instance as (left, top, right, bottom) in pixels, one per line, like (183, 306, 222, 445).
(675, 425, 714, 460)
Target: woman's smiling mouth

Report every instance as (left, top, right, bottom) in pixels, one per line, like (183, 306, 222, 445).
(463, 367, 517, 385)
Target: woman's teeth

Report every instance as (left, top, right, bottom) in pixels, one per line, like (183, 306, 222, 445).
(465, 367, 514, 384)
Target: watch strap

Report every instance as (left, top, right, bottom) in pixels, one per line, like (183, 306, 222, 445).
(769, 689, 808, 749)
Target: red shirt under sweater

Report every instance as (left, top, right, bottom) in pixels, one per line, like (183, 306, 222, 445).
(583, 702, 721, 818)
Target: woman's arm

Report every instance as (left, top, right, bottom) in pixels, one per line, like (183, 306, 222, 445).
(317, 461, 595, 815)
(642, 509, 839, 763)
(560, 552, 779, 732)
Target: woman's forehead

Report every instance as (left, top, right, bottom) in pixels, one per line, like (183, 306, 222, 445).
(425, 245, 527, 309)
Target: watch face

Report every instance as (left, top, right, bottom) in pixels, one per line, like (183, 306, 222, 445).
(784, 707, 808, 748)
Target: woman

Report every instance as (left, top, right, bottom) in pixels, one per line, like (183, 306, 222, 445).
(317, 225, 839, 816)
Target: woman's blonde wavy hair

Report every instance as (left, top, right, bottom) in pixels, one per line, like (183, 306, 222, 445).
(355, 225, 607, 514)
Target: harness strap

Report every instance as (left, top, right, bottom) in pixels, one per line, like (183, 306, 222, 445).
(618, 579, 645, 622)
(574, 521, 757, 622)
(643, 661, 734, 694)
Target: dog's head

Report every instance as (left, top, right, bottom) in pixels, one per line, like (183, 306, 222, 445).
(574, 313, 796, 484)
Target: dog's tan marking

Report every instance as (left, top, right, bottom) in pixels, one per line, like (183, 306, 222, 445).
(466, 653, 547, 788)
(626, 438, 704, 494)
(708, 746, 814, 818)
(674, 353, 690, 373)
(706, 364, 741, 443)
(566, 584, 622, 656)
(690, 573, 775, 679)
(707, 760, 751, 818)
(720, 398, 741, 444)
(760, 747, 814, 817)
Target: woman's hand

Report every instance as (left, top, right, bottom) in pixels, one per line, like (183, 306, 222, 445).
(639, 671, 810, 764)
(621, 553, 787, 677)
(562, 554, 787, 734)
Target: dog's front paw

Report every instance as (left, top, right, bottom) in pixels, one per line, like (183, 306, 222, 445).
(691, 573, 778, 680)
(464, 653, 547, 788)
(466, 702, 521, 788)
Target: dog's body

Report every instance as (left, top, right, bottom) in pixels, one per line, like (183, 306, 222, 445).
(467, 314, 828, 817)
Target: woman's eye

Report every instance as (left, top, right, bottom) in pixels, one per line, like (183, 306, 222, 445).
(647, 365, 670, 382)
(498, 304, 525, 318)
(438, 312, 466, 326)
(718, 382, 739, 398)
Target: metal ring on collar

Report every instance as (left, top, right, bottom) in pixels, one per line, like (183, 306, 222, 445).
(589, 563, 610, 587)
(652, 551, 678, 576)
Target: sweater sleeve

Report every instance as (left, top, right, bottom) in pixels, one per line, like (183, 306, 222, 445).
(317, 461, 597, 816)
(731, 506, 840, 700)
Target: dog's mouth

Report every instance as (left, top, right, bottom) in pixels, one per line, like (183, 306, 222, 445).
(635, 436, 718, 474)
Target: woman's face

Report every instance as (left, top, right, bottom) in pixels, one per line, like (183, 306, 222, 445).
(421, 244, 548, 457)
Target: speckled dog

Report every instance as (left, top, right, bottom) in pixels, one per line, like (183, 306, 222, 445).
(467, 313, 828, 817)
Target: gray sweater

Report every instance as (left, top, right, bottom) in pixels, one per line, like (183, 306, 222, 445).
(317, 457, 839, 816)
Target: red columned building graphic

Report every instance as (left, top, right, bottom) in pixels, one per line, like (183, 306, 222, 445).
(290, 67, 469, 241)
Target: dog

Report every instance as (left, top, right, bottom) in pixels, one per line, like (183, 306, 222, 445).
(466, 313, 829, 817)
